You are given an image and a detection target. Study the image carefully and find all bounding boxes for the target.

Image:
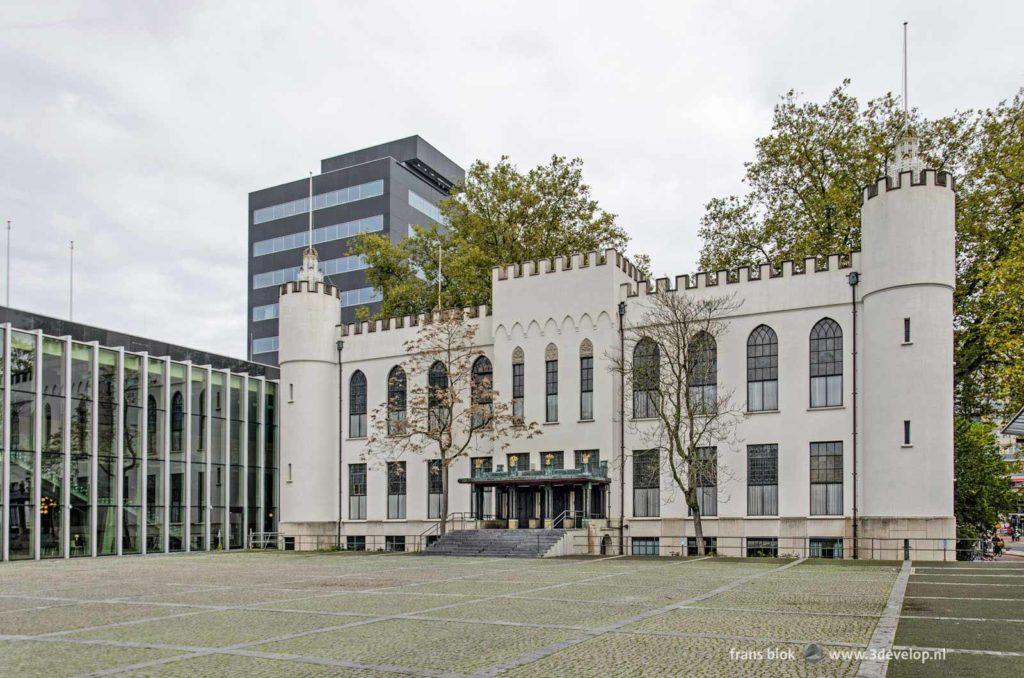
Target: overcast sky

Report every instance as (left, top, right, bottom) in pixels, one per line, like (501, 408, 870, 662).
(1, 1, 1021, 358)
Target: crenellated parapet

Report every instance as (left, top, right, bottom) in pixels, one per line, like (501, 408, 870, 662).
(861, 169, 954, 205)
(280, 280, 341, 299)
(340, 305, 492, 337)
(620, 252, 856, 299)
(491, 248, 645, 284)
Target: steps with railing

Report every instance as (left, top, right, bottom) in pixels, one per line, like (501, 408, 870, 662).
(423, 528, 568, 558)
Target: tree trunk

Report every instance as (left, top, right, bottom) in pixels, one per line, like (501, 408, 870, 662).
(692, 510, 708, 557)
(439, 461, 449, 536)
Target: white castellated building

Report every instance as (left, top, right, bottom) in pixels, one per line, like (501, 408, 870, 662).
(276, 164, 956, 560)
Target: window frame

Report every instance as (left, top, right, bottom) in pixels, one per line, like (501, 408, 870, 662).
(809, 318, 843, 408)
(746, 325, 779, 412)
(348, 370, 367, 438)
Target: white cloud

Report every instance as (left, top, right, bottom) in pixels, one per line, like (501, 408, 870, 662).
(0, 0, 1020, 355)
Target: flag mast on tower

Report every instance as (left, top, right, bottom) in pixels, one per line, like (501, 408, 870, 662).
(298, 171, 323, 284)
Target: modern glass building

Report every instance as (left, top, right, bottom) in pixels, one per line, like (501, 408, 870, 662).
(0, 309, 279, 561)
(248, 136, 464, 365)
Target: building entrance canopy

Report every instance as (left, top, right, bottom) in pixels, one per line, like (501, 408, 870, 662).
(457, 462, 610, 487)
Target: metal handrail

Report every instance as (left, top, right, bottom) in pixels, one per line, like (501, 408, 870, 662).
(551, 509, 590, 529)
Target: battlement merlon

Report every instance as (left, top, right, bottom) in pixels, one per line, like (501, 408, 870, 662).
(280, 280, 341, 299)
(339, 305, 492, 338)
(491, 248, 646, 285)
(619, 251, 859, 299)
(861, 169, 955, 205)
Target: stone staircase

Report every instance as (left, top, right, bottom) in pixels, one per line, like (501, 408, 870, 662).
(422, 529, 568, 558)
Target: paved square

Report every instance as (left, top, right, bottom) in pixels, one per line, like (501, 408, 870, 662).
(0, 551, 1019, 676)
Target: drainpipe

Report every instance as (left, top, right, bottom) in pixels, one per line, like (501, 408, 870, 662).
(618, 301, 627, 555)
(336, 338, 344, 549)
(847, 271, 860, 559)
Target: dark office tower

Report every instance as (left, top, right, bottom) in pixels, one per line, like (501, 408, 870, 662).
(247, 137, 464, 365)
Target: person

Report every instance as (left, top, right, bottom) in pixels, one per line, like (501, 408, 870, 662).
(993, 534, 1005, 557)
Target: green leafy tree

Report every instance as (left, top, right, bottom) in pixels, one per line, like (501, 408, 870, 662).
(697, 82, 1024, 418)
(954, 418, 1019, 537)
(351, 155, 647, 318)
(697, 81, 1024, 535)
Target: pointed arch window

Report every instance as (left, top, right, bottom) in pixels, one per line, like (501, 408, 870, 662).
(579, 339, 594, 421)
(349, 371, 367, 438)
(747, 325, 778, 412)
(387, 366, 407, 435)
(809, 318, 843, 408)
(471, 356, 493, 429)
(545, 344, 558, 423)
(511, 347, 524, 424)
(170, 391, 185, 452)
(633, 338, 660, 419)
(687, 332, 717, 415)
(428, 361, 449, 432)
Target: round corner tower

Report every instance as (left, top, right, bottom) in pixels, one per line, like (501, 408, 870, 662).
(278, 249, 341, 542)
(858, 143, 956, 548)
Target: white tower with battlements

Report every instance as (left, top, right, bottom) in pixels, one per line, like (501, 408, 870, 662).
(858, 151, 956, 549)
(278, 248, 341, 541)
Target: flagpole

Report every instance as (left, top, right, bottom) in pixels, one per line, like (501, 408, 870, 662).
(308, 172, 314, 251)
(69, 240, 74, 321)
(437, 242, 442, 310)
(5, 219, 10, 307)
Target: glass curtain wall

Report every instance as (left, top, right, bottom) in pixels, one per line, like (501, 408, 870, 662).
(96, 349, 118, 555)
(168, 362, 185, 551)
(229, 376, 243, 548)
(122, 354, 143, 554)
(210, 372, 226, 549)
(1, 326, 276, 562)
(0, 328, 4, 549)
(246, 379, 261, 540)
(190, 368, 207, 551)
(9, 332, 36, 560)
(146, 359, 165, 553)
(41, 338, 65, 559)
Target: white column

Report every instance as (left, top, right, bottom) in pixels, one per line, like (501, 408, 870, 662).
(222, 368, 231, 550)
(205, 366, 212, 551)
(139, 352, 148, 556)
(62, 336, 71, 559)
(257, 376, 266, 538)
(163, 356, 170, 554)
(184, 361, 192, 552)
(241, 374, 248, 547)
(116, 347, 124, 556)
(90, 342, 99, 557)
(32, 330, 42, 560)
(1, 324, 10, 562)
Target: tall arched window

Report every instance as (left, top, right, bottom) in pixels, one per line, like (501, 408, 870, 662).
(170, 391, 184, 452)
(428, 361, 449, 432)
(687, 332, 717, 414)
(545, 344, 558, 423)
(349, 371, 367, 438)
(387, 366, 407, 435)
(579, 339, 594, 421)
(809, 318, 843, 408)
(471, 356, 493, 429)
(511, 347, 525, 424)
(633, 338, 660, 419)
(747, 325, 779, 412)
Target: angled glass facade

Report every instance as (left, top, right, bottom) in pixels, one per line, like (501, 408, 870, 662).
(0, 324, 278, 562)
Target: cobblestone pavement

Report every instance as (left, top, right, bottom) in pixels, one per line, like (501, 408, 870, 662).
(0, 551, 933, 676)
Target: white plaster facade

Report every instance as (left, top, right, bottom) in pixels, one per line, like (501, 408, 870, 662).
(277, 168, 956, 559)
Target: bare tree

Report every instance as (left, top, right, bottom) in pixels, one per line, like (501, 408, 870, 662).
(611, 291, 742, 555)
(364, 309, 540, 534)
